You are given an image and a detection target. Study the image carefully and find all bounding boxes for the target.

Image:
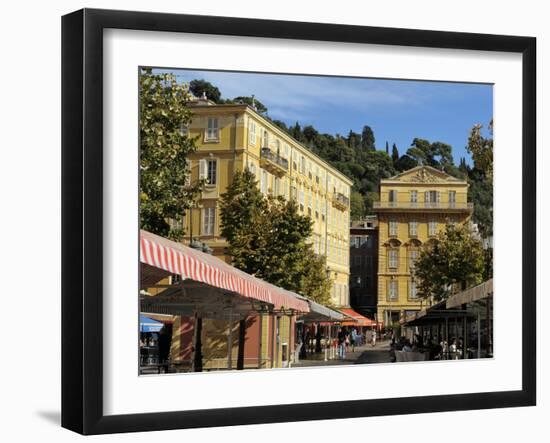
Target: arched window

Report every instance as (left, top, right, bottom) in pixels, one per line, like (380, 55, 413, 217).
(386, 238, 401, 272)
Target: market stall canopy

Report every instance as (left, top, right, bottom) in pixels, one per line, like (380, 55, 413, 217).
(402, 280, 493, 327)
(140, 230, 309, 313)
(140, 314, 164, 332)
(401, 300, 472, 327)
(339, 308, 376, 327)
(446, 279, 493, 309)
(300, 300, 345, 322)
(140, 312, 176, 324)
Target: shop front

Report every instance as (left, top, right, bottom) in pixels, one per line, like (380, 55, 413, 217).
(139, 230, 310, 374)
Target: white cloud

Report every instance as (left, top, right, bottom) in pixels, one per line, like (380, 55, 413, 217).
(168, 69, 417, 113)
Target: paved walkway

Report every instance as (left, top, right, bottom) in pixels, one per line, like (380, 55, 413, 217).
(354, 341, 393, 364)
(292, 340, 392, 367)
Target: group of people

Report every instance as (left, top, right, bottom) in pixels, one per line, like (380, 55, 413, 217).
(389, 333, 464, 361)
(336, 327, 378, 360)
(139, 327, 172, 366)
(297, 325, 379, 361)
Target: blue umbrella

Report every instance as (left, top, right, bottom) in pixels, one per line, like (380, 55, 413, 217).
(140, 314, 164, 333)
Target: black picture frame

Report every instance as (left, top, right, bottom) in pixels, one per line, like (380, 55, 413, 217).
(62, 8, 536, 435)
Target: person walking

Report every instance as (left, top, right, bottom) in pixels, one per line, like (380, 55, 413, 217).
(350, 327, 357, 352)
(371, 328, 377, 347)
(337, 327, 347, 360)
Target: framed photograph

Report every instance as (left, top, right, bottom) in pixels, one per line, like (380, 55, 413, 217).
(62, 8, 536, 435)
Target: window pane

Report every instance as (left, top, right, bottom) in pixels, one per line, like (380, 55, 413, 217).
(207, 118, 218, 139)
(409, 250, 418, 270)
(249, 122, 256, 144)
(207, 159, 217, 185)
(389, 280, 398, 300)
(410, 280, 417, 298)
(389, 250, 398, 269)
(202, 207, 215, 235)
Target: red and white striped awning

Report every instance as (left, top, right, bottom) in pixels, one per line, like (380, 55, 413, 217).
(339, 308, 377, 327)
(140, 230, 309, 312)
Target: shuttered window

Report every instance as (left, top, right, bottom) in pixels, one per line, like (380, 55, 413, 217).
(206, 118, 219, 140)
(409, 221, 418, 237)
(201, 207, 215, 235)
(388, 249, 398, 269)
(429, 220, 437, 236)
(249, 121, 256, 145)
(389, 220, 398, 236)
(409, 280, 418, 299)
(389, 280, 398, 300)
(409, 250, 418, 270)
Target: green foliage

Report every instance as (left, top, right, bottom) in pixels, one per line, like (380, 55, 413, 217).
(468, 168, 493, 236)
(189, 79, 222, 102)
(220, 170, 332, 305)
(391, 144, 400, 164)
(348, 131, 362, 150)
(458, 157, 469, 175)
(394, 154, 418, 172)
(467, 121, 493, 181)
(466, 121, 494, 236)
(299, 252, 333, 307)
(139, 68, 203, 240)
(232, 96, 268, 114)
(483, 247, 493, 280)
(361, 125, 375, 151)
(413, 223, 485, 301)
(304, 125, 320, 142)
(219, 169, 268, 272)
(407, 138, 454, 173)
(350, 190, 366, 220)
(270, 119, 289, 132)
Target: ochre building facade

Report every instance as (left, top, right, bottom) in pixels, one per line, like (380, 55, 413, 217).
(373, 166, 473, 326)
(183, 100, 352, 307)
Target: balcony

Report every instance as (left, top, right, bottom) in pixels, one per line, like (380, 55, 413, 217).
(332, 192, 350, 211)
(260, 147, 288, 177)
(373, 201, 473, 212)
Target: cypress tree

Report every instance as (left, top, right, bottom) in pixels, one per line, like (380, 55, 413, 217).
(391, 143, 399, 165)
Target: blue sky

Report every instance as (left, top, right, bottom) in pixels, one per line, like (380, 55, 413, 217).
(156, 68, 493, 165)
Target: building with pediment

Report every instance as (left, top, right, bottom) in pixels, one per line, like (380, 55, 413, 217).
(182, 98, 353, 307)
(373, 166, 473, 326)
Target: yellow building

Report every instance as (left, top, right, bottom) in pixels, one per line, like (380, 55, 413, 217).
(183, 98, 353, 307)
(373, 166, 473, 325)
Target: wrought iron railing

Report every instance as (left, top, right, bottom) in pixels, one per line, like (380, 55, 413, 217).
(373, 201, 473, 210)
(333, 192, 350, 207)
(260, 147, 289, 170)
